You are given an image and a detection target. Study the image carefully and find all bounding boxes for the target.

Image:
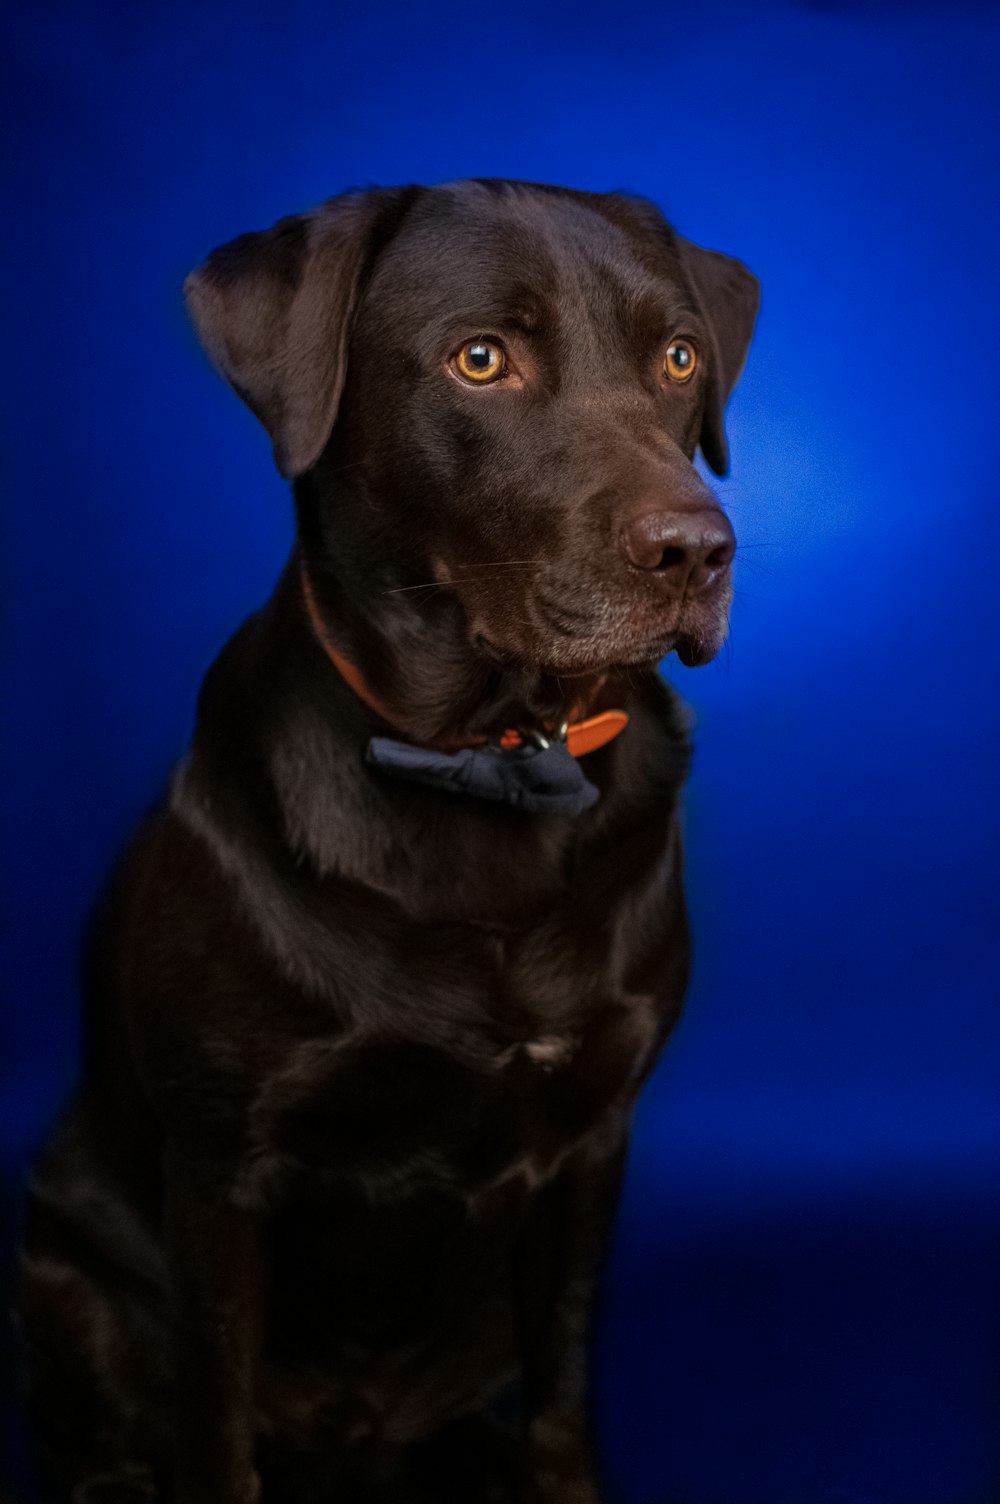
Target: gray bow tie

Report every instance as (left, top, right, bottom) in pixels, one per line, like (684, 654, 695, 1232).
(365, 735, 600, 816)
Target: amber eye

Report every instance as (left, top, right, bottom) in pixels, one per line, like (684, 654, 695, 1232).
(454, 340, 506, 384)
(664, 339, 697, 383)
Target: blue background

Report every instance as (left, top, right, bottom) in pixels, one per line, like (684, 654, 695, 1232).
(2, 3, 999, 1500)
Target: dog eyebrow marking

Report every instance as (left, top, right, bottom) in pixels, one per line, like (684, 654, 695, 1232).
(624, 288, 703, 346)
(504, 310, 545, 336)
(437, 306, 546, 339)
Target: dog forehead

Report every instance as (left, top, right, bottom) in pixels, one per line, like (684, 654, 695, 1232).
(363, 182, 675, 329)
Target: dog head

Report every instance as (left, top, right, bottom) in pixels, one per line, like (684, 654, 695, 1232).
(186, 180, 758, 677)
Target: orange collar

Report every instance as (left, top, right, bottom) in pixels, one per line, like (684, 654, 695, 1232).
(301, 568, 629, 759)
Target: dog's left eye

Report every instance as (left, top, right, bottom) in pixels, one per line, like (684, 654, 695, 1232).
(663, 339, 698, 383)
(454, 340, 506, 384)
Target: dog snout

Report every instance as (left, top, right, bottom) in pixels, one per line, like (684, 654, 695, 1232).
(619, 507, 736, 593)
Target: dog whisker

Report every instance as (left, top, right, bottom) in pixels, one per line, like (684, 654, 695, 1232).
(451, 559, 545, 568)
(734, 553, 779, 582)
(322, 458, 371, 477)
(382, 582, 451, 596)
(383, 568, 539, 596)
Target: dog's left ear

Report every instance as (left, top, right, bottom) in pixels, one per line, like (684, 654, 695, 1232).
(185, 187, 416, 479)
(676, 238, 760, 477)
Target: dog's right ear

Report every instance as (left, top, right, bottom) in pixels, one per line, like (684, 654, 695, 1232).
(185, 188, 416, 479)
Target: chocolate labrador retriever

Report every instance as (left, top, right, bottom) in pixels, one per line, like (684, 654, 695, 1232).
(16, 179, 758, 1504)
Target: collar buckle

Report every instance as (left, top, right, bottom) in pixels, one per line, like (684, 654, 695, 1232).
(519, 718, 570, 751)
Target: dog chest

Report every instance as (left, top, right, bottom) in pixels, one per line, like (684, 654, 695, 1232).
(249, 979, 657, 1204)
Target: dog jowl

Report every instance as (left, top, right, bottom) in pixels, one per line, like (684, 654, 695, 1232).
(17, 181, 758, 1504)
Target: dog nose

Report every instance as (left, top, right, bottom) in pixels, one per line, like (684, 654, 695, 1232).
(620, 508, 735, 592)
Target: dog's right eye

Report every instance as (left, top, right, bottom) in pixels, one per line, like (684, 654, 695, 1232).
(453, 340, 506, 384)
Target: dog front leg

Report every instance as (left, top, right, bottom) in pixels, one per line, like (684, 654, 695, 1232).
(513, 1123, 630, 1504)
(164, 1139, 264, 1504)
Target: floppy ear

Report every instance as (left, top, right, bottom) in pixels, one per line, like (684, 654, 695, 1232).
(185, 187, 415, 479)
(676, 238, 760, 477)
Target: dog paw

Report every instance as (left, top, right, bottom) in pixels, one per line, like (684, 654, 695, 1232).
(525, 1474, 603, 1504)
(524, 1420, 603, 1504)
(72, 1470, 158, 1504)
(172, 1471, 261, 1504)
(523, 1443, 601, 1504)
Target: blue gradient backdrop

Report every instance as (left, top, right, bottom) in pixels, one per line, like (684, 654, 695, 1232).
(2, 3, 999, 1501)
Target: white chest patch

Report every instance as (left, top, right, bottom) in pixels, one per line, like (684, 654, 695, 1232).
(523, 1034, 575, 1071)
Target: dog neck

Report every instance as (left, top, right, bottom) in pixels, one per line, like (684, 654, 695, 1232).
(295, 551, 630, 753)
(301, 562, 627, 758)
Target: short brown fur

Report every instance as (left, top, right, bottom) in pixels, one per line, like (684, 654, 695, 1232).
(17, 179, 758, 1504)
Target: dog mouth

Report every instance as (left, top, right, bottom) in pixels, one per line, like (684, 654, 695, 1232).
(451, 560, 732, 675)
(472, 620, 724, 675)
(673, 632, 720, 668)
(607, 628, 721, 671)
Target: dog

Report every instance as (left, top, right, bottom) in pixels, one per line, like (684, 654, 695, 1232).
(16, 179, 758, 1504)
